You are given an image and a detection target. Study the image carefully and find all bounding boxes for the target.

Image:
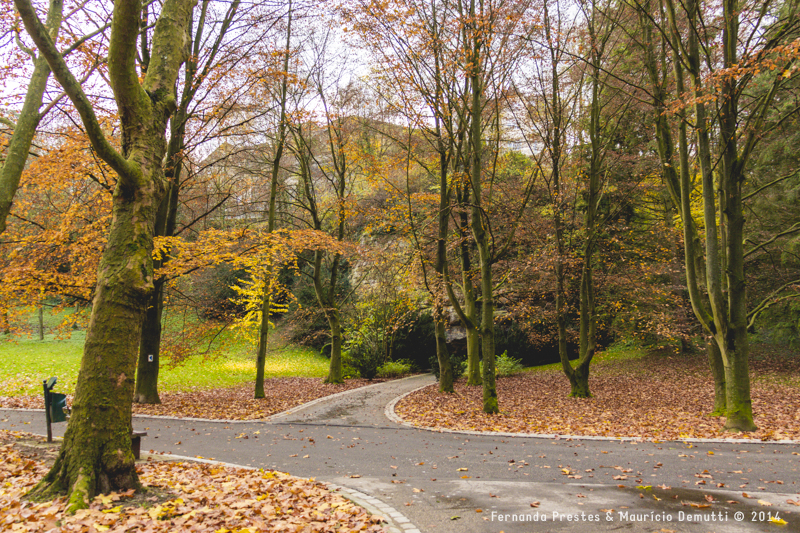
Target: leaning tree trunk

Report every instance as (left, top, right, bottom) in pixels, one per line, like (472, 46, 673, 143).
(30, 181, 162, 510)
(16, 0, 195, 510)
(0, 0, 62, 234)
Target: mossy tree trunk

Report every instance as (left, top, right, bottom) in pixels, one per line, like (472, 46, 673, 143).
(456, 183, 481, 386)
(16, 0, 196, 510)
(639, 0, 727, 415)
(662, 0, 783, 431)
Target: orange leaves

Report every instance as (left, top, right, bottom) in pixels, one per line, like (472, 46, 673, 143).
(0, 432, 387, 533)
(395, 346, 800, 441)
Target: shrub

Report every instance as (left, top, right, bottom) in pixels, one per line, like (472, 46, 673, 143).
(377, 359, 412, 378)
(340, 350, 361, 379)
(491, 351, 525, 377)
(346, 340, 383, 380)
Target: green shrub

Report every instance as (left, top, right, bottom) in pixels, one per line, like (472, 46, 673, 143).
(340, 350, 361, 379)
(346, 341, 384, 380)
(492, 351, 524, 377)
(377, 359, 412, 378)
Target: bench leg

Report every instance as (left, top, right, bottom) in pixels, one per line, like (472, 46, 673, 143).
(131, 435, 141, 460)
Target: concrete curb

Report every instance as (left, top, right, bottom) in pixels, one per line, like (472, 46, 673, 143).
(152, 453, 420, 533)
(383, 380, 800, 446)
(1, 375, 426, 425)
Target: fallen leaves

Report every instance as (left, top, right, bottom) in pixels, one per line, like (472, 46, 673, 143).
(395, 348, 800, 440)
(0, 432, 387, 532)
(0, 377, 386, 420)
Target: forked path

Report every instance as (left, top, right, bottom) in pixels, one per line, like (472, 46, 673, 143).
(2, 374, 799, 533)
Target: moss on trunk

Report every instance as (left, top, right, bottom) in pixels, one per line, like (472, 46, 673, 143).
(465, 328, 481, 386)
(29, 189, 156, 508)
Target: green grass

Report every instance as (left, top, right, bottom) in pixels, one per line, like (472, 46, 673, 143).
(522, 339, 647, 375)
(0, 325, 328, 396)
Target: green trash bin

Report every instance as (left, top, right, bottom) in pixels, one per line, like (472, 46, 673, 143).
(50, 392, 68, 423)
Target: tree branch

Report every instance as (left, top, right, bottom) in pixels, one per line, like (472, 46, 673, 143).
(13, 0, 131, 178)
(744, 222, 800, 259)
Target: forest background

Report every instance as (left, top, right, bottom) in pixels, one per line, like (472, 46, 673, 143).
(1, 0, 799, 510)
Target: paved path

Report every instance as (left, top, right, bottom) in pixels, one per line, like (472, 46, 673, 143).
(3, 374, 800, 533)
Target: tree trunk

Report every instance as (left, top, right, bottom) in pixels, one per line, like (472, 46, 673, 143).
(254, 1, 290, 398)
(254, 273, 272, 397)
(567, 363, 591, 399)
(0, 0, 62, 234)
(458, 185, 481, 386)
(434, 306, 453, 392)
(478, 250, 497, 412)
(706, 339, 726, 416)
(38, 305, 45, 340)
(651, 0, 729, 414)
(29, 184, 160, 511)
(324, 307, 344, 384)
(16, 0, 196, 509)
(134, 281, 164, 404)
(465, 323, 481, 386)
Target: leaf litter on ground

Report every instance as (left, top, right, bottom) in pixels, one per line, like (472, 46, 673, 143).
(0, 377, 388, 420)
(0, 430, 387, 532)
(396, 345, 800, 441)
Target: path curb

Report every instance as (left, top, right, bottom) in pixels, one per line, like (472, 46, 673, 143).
(383, 380, 800, 445)
(153, 453, 419, 533)
(2, 375, 427, 424)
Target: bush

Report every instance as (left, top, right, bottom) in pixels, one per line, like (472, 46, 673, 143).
(340, 350, 361, 379)
(377, 359, 412, 378)
(346, 340, 384, 380)
(492, 350, 524, 377)
(429, 351, 466, 382)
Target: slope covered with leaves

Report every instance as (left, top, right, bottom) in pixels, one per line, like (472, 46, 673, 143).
(396, 345, 800, 441)
(0, 378, 385, 420)
(0, 431, 387, 532)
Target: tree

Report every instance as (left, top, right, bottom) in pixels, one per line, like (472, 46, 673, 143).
(134, 0, 247, 404)
(15, 0, 196, 510)
(0, 0, 107, 234)
(637, 0, 800, 430)
(253, 0, 293, 398)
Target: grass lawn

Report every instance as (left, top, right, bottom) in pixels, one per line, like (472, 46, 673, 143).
(0, 325, 327, 397)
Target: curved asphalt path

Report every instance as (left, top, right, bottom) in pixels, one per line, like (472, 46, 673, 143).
(2, 374, 800, 533)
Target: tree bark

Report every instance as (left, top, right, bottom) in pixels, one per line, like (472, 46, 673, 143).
(16, 0, 196, 509)
(0, 0, 63, 235)
(133, 281, 164, 404)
